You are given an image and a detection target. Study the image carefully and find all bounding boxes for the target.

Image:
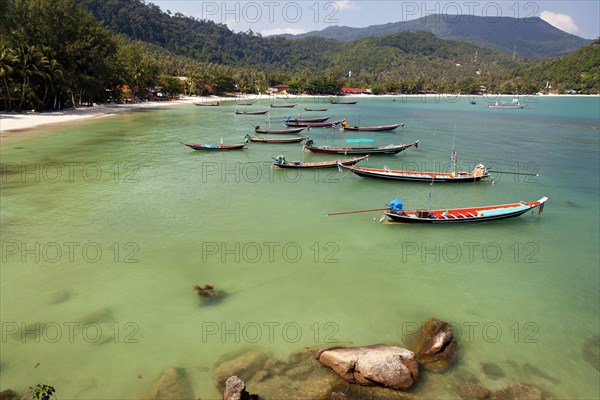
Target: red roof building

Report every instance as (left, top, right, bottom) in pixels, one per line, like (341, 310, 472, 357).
(341, 87, 370, 94)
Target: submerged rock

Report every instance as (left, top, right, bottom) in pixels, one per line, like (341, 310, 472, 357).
(147, 367, 194, 400)
(0, 390, 19, 400)
(457, 382, 491, 400)
(582, 334, 600, 372)
(214, 349, 339, 400)
(46, 290, 70, 305)
(214, 351, 269, 391)
(522, 363, 560, 385)
(405, 318, 458, 372)
(79, 307, 114, 324)
(321, 383, 418, 400)
(491, 381, 553, 400)
(316, 344, 419, 390)
(481, 363, 505, 380)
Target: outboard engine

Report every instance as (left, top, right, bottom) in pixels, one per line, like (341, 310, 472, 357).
(473, 164, 487, 177)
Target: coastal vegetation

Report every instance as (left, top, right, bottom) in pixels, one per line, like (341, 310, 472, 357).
(1, 0, 598, 112)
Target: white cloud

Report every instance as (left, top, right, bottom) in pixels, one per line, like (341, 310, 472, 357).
(261, 27, 307, 36)
(540, 11, 580, 34)
(334, 1, 360, 11)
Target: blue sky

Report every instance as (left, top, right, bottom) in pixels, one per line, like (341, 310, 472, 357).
(150, 0, 600, 39)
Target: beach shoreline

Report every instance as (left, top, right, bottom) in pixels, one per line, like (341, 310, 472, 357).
(0, 96, 206, 138)
(1, 93, 596, 138)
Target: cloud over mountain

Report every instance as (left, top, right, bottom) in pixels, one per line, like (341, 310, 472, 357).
(540, 11, 579, 34)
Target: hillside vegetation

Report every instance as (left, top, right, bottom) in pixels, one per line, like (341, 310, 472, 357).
(1, 0, 598, 112)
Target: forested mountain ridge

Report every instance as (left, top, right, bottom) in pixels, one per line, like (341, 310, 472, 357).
(282, 14, 592, 59)
(1, 0, 598, 113)
(75, 0, 516, 76)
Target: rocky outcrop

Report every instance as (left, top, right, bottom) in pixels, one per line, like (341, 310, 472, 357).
(405, 318, 457, 372)
(147, 367, 194, 400)
(491, 381, 553, 400)
(223, 376, 258, 400)
(316, 344, 419, 390)
(214, 349, 339, 400)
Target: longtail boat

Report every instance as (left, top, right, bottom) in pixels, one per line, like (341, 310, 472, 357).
(235, 110, 269, 115)
(273, 154, 369, 169)
(245, 135, 308, 144)
(194, 102, 220, 106)
(254, 126, 305, 134)
(488, 99, 528, 109)
(285, 119, 346, 128)
(304, 107, 328, 111)
(343, 123, 404, 132)
(285, 116, 331, 123)
(305, 139, 418, 155)
(181, 142, 245, 151)
(382, 197, 549, 223)
(331, 100, 358, 104)
(338, 163, 489, 182)
(270, 104, 297, 108)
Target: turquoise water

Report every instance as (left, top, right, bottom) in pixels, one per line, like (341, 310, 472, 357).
(1, 96, 599, 398)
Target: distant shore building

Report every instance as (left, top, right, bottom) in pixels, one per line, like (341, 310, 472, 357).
(340, 87, 371, 95)
(268, 84, 289, 94)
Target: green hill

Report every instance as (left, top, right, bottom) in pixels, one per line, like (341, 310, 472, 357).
(284, 14, 591, 59)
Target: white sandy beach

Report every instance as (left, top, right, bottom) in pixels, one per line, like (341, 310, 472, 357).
(0, 96, 207, 136)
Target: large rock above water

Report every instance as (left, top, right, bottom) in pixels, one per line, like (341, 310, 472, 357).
(316, 344, 419, 390)
(405, 318, 457, 372)
(223, 376, 258, 400)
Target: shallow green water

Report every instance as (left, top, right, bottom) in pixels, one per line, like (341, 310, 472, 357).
(1, 96, 599, 398)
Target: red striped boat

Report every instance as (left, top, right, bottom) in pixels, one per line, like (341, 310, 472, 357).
(181, 142, 245, 151)
(383, 197, 549, 223)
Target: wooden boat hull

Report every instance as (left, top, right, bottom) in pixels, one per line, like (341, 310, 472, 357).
(339, 165, 489, 182)
(286, 119, 345, 128)
(304, 108, 328, 111)
(254, 127, 305, 134)
(384, 197, 549, 223)
(275, 155, 369, 169)
(248, 136, 308, 143)
(235, 110, 269, 115)
(194, 102, 219, 106)
(271, 104, 296, 108)
(287, 116, 331, 123)
(331, 101, 358, 104)
(343, 123, 404, 131)
(181, 142, 245, 151)
(305, 141, 418, 155)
